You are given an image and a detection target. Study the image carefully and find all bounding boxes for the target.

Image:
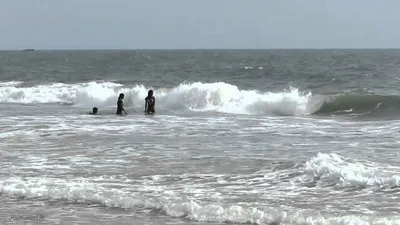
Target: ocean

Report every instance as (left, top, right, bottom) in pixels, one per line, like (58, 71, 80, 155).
(0, 49, 399, 225)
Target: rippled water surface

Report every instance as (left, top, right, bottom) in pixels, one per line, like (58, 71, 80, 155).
(0, 50, 400, 224)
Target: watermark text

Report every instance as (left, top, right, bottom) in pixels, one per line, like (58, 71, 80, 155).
(8, 214, 45, 221)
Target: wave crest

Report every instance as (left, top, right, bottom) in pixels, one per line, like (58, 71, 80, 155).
(0, 81, 312, 116)
(314, 94, 400, 116)
(1, 81, 400, 117)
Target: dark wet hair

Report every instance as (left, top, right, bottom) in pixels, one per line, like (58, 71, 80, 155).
(92, 107, 98, 114)
(119, 93, 124, 99)
(148, 90, 153, 96)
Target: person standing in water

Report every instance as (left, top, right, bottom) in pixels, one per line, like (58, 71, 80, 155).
(144, 90, 155, 114)
(116, 93, 127, 115)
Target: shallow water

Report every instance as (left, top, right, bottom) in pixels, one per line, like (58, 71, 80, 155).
(0, 50, 399, 224)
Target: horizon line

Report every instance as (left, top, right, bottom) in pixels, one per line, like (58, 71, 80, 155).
(2, 48, 400, 51)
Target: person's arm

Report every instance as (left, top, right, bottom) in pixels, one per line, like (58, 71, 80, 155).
(122, 101, 127, 114)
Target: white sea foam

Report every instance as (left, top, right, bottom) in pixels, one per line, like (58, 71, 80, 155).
(303, 153, 400, 189)
(0, 176, 399, 225)
(0, 81, 314, 116)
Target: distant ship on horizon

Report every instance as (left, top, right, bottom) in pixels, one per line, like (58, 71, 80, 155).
(22, 49, 35, 51)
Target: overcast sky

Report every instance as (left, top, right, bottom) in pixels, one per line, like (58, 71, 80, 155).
(1, 0, 399, 49)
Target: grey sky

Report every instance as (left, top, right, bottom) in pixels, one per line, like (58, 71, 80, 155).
(1, 0, 400, 49)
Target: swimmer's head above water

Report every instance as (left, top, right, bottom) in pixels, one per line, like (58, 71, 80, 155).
(91, 107, 98, 114)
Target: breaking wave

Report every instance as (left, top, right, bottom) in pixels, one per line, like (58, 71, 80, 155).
(303, 153, 400, 189)
(0, 81, 399, 117)
(0, 152, 399, 225)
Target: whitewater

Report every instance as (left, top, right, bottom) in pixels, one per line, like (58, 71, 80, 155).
(2, 80, 399, 117)
(0, 49, 399, 225)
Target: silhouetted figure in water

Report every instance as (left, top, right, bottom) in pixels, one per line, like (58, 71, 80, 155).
(89, 107, 98, 115)
(144, 90, 155, 114)
(116, 93, 127, 115)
